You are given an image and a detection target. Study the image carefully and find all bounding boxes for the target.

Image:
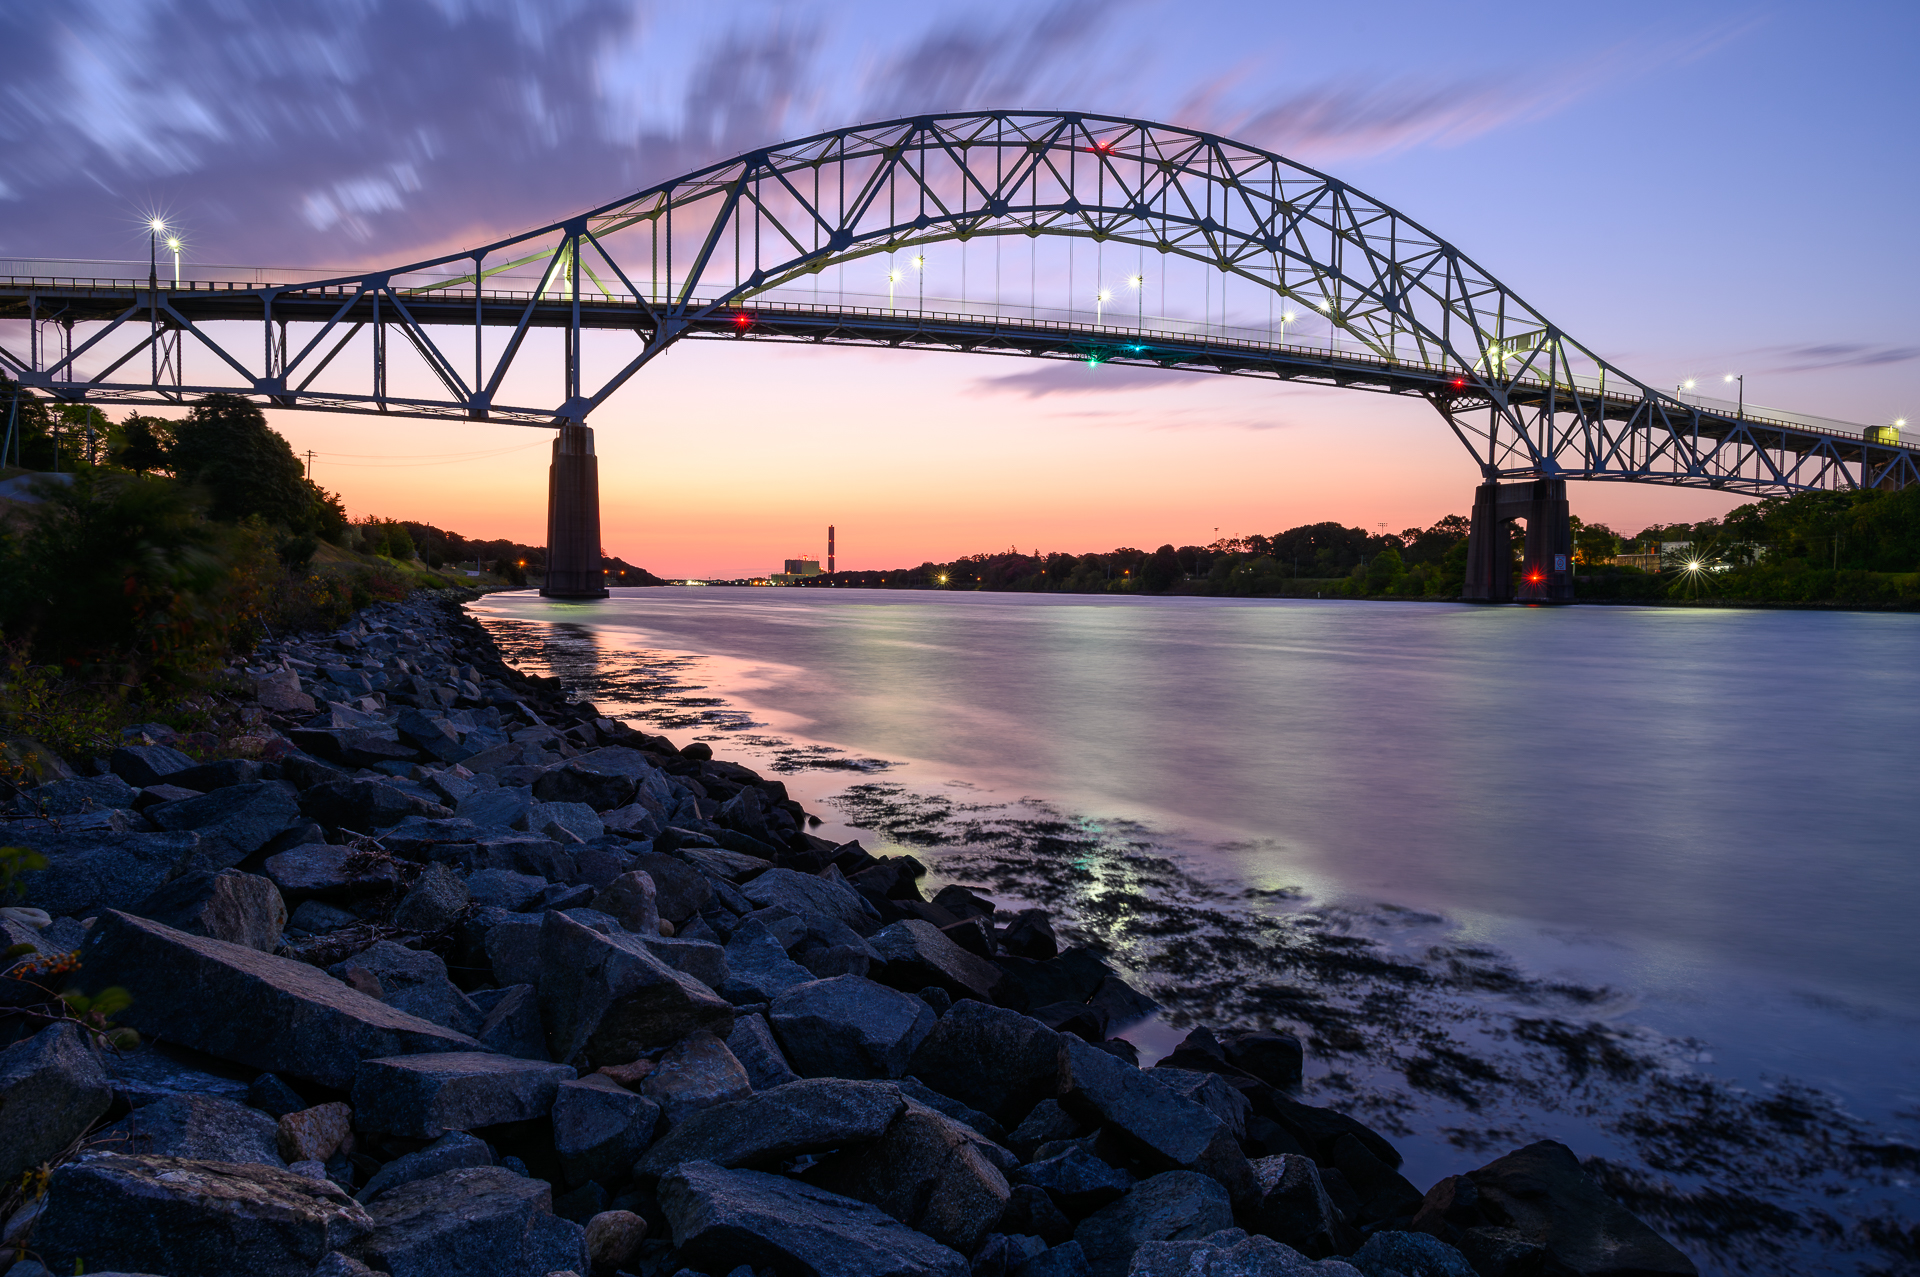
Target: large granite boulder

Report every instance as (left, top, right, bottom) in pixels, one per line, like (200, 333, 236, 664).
(146, 780, 302, 869)
(536, 910, 735, 1069)
(739, 867, 878, 935)
(0, 1022, 113, 1182)
(1072, 1172, 1235, 1277)
(92, 1092, 285, 1167)
(34, 1154, 372, 1277)
(351, 1053, 576, 1138)
(355, 1131, 493, 1204)
(771, 975, 937, 1080)
(132, 868, 286, 952)
(641, 1028, 752, 1126)
(346, 1166, 587, 1277)
(552, 1074, 659, 1189)
(637, 1078, 907, 1179)
(808, 1099, 1013, 1255)
(78, 911, 480, 1089)
(868, 919, 1005, 1004)
(327, 941, 483, 1035)
(1245, 1154, 1354, 1259)
(12, 830, 202, 918)
(658, 1159, 969, 1277)
(907, 999, 1069, 1127)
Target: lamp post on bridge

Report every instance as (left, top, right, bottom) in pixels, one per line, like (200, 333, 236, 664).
(1127, 274, 1143, 329)
(1725, 372, 1744, 418)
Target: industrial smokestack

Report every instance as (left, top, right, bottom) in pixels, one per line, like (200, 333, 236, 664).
(828, 525, 835, 574)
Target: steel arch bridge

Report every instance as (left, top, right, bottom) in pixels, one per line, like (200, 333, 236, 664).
(3, 111, 1913, 599)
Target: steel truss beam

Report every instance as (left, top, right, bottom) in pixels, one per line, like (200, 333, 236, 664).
(1, 111, 1910, 495)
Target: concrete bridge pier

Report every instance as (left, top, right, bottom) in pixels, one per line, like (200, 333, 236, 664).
(1463, 477, 1573, 603)
(540, 422, 609, 599)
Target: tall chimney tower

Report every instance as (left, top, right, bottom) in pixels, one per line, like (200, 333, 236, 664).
(828, 525, 835, 574)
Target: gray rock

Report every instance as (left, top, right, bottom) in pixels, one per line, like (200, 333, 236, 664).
(1129, 1232, 1350, 1276)
(392, 862, 469, 933)
(552, 1074, 659, 1189)
(396, 709, 471, 765)
(642, 935, 728, 988)
(896, 1077, 1007, 1146)
(599, 801, 662, 838)
(642, 1029, 752, 1126)
(347, 1166, 587, 1277)
(462, 834, 576, 883)
(590, 869, 660, 934)
(624, 851, 713, 925)
(484, 913, 545, 985)
(300, 778, 450, 831)
(34, 1154, 372, 1277)
(1147, 1067, 1250, 1143)
(1456, 1140, 1698, 1276)
(659, 1159, 969, 1277)
(92, 1092, 285, 1167)
(637, 1078, 907, 1179)
(312, 1251, 381, 1276)
(681, 844, 773, 883)
(248, 1071, 309, 1118)
(264, 843, 402, 905)
(868, 919, 1005, 1004)
(457, 785, 534, 830)
(108, 743, 198, 787)
(726, 1012, 801, 1090)
(352, 1052, 577, 1138)
(132, 868, 286, 952)
(94, 1040, 253, 1111)
(356, 1131, 493, 1203)
(1245, 1156, 1351, 1260)
(1073, 1172, 1235, 1277)
(476, 983, 550, 1060)
(739, 867, 876, 934)
(1348, 1230, 1474, 1276)
(809, 1099, 1013, 1255)
(907, 1000, 1069, 1127)
(290, 899, 360, 934)
(147, 781, 302, 869)
(1221, 1031, 1304, 1090)
(327, 940, 484, 1035)
(1009, 1099, 1088, 1159)
(289, 727, 420, 772)
(1014, 1147, 1132, 1215)
(1001, 1185, 1074, 1247)
(533, 758, 638, 811)
(12, 830, 202, 918)
(78, 910, 479, 1089)
(15, 773, 139, 816)
(468, 868, 549, 912)
(722, 916, 816, 1003)
(771, 975, 937, 1080)
(1061, 1036, 1250, 1204)
(537, 910, 735, 1070)
(583, 1208, 647, 1273)
(532, 800, 604, 844)
(1013, 1239, 1094, 1276)
(0, 1022, 113, 1183)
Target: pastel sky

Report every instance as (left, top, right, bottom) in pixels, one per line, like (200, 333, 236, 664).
(3, 0, 1915, 576)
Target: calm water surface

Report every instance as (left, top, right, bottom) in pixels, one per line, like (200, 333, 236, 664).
(473, 588, 1920, 1266)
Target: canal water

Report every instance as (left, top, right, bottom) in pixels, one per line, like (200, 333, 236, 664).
(470, 588, 1920, 1275)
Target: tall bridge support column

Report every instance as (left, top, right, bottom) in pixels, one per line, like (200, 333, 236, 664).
(1463, 478, 1574, 604)
(541, 422, 609, 599)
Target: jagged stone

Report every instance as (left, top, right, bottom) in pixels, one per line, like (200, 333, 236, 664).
(93, 1092, 284, 1167)
(589, 869, 660, 934)
(538, 910, 736, 1069)
(739, 867, 877, 934)
(636, 1078, 907, 1179)
(1244, 1155, 1352, 1260)
(1014, 1147, 1133, 1215)
(658, 1159, 968, 1277)
(108, 744, 198, 787)
(475, 983, 549, 1060)
(12, 830, 202, 918)
(770, 975, 936, 1080)
(34, 1154, 372, 1277)
(78, 910, 479, 1089)
(391, 861, 469, 933)
(721, 915, 815, 1003)
(356, 1131, 493, 1203)
(132, 868, 286, 952)
(1452, 1140, 1698, 1276)
(277, 1102, 354, 1163)
(327, 940, 483, 1035)
(642, 1029, 752, 1126)
(0, 1022, 114, 1182)
(299, 777, 450, 830)
(907, 1000, 1068, 1127)
(725, 1012, 801, 1090)
(346, 1166, 587, 1277)
(808, 1099, 1013, 1255)
(551, 1074, 659, 1189)
(352, 1052, 576, 1138)
(1072, 1172, 1235, 1277)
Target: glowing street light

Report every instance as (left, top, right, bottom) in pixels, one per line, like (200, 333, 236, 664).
(1677, 378, 1696, 396)
(165, 236, 182, 286)
(1280, 310, 1297, 343)
(1095, 288, 1112, 324)
(1724, 372, 1744, 418)
(887, 268, 902, 311)
(1127, 273, 1144, 327)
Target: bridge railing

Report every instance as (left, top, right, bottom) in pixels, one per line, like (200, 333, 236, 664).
(6, 274, 1908, 454)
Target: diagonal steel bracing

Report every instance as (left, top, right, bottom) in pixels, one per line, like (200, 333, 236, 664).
(1, 111, 1911, 496)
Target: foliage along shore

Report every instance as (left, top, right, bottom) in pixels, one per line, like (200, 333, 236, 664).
(775, 487, 1920, 609)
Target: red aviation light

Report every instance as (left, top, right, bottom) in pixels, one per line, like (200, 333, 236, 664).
(1527, 570, 1544, 583)
(733, 312, 752, 328)
(1451, 377, 1467, 389)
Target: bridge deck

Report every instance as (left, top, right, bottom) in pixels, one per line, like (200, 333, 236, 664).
(2, 277, 1910, 471)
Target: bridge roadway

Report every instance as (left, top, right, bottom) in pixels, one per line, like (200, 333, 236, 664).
(3, 275, 1910, 482)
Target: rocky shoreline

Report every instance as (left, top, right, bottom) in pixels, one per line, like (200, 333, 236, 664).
(0, 592, 1699, 1277)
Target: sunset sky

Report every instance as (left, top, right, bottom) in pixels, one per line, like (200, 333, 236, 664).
(3, 0, 1914, 577)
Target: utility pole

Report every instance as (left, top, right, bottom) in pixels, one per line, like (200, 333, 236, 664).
(304, 449, 315, 478)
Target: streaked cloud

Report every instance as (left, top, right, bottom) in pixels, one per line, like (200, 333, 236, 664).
(1765, 344, 1920, 373)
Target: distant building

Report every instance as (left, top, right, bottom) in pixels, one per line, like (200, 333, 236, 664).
(771, 557, 822, 585)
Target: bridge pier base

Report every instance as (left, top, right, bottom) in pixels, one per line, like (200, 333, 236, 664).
(540, 422, 609, 599)
(1463, 478, 1573, 603)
